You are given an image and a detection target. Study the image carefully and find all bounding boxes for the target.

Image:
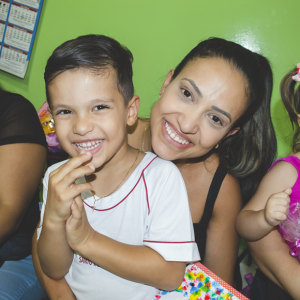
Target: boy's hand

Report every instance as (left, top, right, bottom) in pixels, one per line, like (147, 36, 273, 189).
(264, 188, 292, 226)
(66, 195, 95, 252)
(44, 152, 95, 225)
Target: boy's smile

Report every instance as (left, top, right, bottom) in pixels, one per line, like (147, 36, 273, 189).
(74, 139, 103, 153)
(48, 68, 132, 170)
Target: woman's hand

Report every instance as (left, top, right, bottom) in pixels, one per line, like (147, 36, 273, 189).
(66, 195, 95, 253)
(264, 189, 291, 226)
(44, 152, 94, 226)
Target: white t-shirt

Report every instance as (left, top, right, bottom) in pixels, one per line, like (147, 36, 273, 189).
(38, 152, 200, 300)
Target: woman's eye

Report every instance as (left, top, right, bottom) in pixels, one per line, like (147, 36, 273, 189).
(211, 115, 222, 125)
(182, 89, 192, 99)
(57, 110, 71, 115)
(93, 105, 108, 111)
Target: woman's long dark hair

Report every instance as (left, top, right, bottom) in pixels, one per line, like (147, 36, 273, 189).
(173, 38, 277, 204)
(280, 67, 300, 152)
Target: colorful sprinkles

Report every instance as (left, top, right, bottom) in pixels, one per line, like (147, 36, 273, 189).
(154, 262, 249, 300)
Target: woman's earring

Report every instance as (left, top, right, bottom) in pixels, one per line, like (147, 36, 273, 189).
(215, 143, 220, 149)
(159, 92, 161, 98)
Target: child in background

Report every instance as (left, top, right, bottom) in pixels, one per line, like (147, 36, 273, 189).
(235, 64, 300, 244)
(36, 35, 199, 300)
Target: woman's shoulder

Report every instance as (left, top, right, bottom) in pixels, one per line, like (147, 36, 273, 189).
(0, 92, 33, 110)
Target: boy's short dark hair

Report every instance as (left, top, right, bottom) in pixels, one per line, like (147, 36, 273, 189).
(44, 35, 134, 105)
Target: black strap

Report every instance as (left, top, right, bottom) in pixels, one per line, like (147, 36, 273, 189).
(198, 164, 227, 228)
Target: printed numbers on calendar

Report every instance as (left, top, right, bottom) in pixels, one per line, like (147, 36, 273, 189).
(0, 0, 9, 21)
(4, 24, 32, 52)
(0, 45, 28, 74)
(14, 0, 41, 9)
(0, 20, 5, 41)
(8, 3, 37, 31)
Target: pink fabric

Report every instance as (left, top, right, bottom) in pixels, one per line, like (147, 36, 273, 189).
(269, 156, 300, 260)
(268, 156, 300, 209)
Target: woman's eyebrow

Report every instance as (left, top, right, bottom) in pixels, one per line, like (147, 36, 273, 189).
(182, 78, 202, 98)
(211, 105, 232, 122)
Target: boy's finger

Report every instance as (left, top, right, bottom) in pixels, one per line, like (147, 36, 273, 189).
(60, 165, 95, 188)
(63, 183, 94, 201)
(54, 152, 93, 182)
(74, 195, 85, 212)
(67, 202, 81, 229)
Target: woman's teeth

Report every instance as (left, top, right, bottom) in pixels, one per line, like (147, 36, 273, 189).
(165, 121, 190, 145)
(75, 140, 102, 150)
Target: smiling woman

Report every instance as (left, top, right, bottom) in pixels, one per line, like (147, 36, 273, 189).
(128, 37, 277, 287)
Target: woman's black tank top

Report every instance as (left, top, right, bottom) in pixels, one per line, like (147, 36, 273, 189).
(193, 164, 227, 260)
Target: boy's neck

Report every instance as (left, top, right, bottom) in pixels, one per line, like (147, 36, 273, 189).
(87, 143, 144, 198)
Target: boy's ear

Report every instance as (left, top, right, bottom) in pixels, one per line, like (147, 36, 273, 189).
(127, 96, 140, 126)
(160, 69, 174, 95)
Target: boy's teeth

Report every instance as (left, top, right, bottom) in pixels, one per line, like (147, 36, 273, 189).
(76, 140, 102, 150)
(164, 121, 190, 145)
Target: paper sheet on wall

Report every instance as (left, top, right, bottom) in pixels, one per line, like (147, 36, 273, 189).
(0, 0, 43, 78)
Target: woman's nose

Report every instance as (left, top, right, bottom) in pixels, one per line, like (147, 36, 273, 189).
(73, 116, 94, 136)
(177, 112, 199, 135)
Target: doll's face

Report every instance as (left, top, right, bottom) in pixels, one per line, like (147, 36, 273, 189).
(40, 113, 55, 135)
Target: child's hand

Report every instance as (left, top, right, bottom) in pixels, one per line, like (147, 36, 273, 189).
(66, 195, 95, 253)
(264, 188, 292, 226)
(44, 152, 95, 225)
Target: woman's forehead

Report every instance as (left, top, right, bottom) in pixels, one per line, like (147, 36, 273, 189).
(177, 57, 248, 120)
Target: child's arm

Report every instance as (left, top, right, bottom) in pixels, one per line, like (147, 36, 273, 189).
(249, 228, 300, 300)
(66, 195, 186, 291)
(65, 160, 197, 291)
(32, 224, 76, 300)
(236, 160, 296, 241)
(37, 152, 94, 280)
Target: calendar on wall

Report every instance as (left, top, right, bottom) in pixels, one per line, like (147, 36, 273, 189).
(0, 0, 43, 78)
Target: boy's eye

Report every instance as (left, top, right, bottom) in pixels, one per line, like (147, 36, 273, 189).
(182, 89, 192, 99)
(93, 105, 109, 111)
(57, 110, 72, 115)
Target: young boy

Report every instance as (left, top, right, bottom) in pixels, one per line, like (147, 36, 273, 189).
(36, 35, 199, 300)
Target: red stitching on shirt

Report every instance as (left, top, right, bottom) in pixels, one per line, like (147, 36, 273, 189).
(142, 172, 150, 215)
(143, 240, 196, 244)
(83, 156, 158, 211)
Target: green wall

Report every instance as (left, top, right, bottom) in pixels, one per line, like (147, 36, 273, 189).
(0, 0, 299, 158)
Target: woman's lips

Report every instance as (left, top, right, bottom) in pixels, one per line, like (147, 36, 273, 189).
(161, 120, 193, 149)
